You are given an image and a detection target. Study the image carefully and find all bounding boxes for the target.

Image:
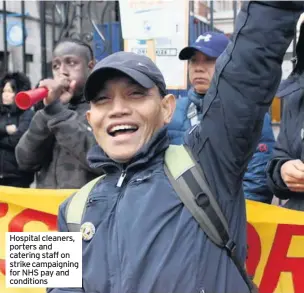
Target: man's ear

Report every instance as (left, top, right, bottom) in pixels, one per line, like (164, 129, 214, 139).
(161, 94, 176, 125)
(86, 110, 92, 126)
(88, 59, 96, 70)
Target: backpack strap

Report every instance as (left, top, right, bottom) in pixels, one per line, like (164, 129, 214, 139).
(65, 175, 106, 232)
(164, 145, 257, 293)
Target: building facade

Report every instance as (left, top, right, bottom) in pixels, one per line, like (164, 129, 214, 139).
(0, 1, 118, 86)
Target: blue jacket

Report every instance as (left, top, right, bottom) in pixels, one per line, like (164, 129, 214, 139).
(275, 74, 302, 99)
(49, 3, 301, 293)
(168, 89, 275, 203)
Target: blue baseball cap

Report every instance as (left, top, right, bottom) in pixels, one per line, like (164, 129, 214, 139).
(84, 51, 166, 101)
(179, 32, 229, 60)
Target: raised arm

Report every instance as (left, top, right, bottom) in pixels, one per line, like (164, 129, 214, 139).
(187, 2, 303, 197)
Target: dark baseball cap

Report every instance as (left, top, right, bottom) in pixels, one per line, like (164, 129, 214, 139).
(179, 32, 229, 60)
(84, 51, 166, 101)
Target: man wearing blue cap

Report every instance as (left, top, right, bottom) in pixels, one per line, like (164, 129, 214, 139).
(168, 31, 275, 204)
(48, 2, 303, 293)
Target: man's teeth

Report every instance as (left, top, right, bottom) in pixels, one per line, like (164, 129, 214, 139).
(110, 125, 138, 133)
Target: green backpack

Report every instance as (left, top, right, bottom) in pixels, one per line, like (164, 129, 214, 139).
(65, 145, 257, 293)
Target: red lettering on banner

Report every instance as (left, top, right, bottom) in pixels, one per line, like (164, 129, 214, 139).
(0, 209, 57, 277)
(246, 223, 261, 278)
(8, 209, 57, 232)
(259, 224, 304, 293)
(0, 203, 8, 218)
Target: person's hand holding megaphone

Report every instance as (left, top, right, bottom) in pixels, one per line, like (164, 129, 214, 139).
(39, 78, 77, 106)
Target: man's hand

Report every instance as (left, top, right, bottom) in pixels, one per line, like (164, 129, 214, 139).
(281, 159, 304, 192)
(39, 79, 77, 105)
(6, 124, 17, 135)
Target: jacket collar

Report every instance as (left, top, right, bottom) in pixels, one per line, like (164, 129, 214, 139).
(188, 88, 205, 113)
(0, 103, 22, 114)
(276, 74, 302, 98)
(68, 93, 87, 110)
(87, 126, 169, 174)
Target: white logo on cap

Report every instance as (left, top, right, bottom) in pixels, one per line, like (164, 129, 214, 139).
(137, 62, 149, 71)
(196, 34, 212, 43)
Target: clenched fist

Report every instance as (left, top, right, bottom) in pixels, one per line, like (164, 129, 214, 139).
(6, 124, 17, 135)
(39, 78, 77, 105)
(281, 159, 304, 192)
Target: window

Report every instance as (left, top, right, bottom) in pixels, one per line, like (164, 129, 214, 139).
(25, 54, 33, 75)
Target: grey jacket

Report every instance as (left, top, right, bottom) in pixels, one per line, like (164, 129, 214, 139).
(15, 97, 100, 188)
(49, 2, 303, 293)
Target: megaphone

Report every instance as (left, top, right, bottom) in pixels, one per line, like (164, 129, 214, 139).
(15, 87, 48, 110)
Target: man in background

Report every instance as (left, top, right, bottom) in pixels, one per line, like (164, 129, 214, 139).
(168, 32, 275, 204)
(16, 39, 101, 188)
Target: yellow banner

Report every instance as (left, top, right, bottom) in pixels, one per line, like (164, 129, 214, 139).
(1, 186, 304, 293)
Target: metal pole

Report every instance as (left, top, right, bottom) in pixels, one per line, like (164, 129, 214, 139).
(210, 0, 214, 31)
(40, 1, 47, 78)
(21, 0, 26, 73)
(52, 1, 56, 49)
(108, 2, 113, 54)
(115, 0, 119, 22)
(79, 1, 83, 39)
(233, 1, 237, 30)
(189, 0, 194, 45)
(3, 1, 8, 72)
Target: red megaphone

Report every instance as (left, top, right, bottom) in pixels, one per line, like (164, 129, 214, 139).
(15, 87, 49, 110)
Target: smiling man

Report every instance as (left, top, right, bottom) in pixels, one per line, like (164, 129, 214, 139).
(49, 2, 303, 293)
(85, 59, 172, 165)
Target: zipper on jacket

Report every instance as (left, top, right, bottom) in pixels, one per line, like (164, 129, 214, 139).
(54, 145, 59, 188)
(116, 170, 126, 187)
(113, 179, 127, 293)
(86, 197, 100, 207)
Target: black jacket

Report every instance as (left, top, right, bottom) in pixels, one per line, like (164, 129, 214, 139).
(266, 11, 304, 210)
(15, 96, 100, 189)
(266, 77, 304, 204)
(0, 104, 34, 182)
